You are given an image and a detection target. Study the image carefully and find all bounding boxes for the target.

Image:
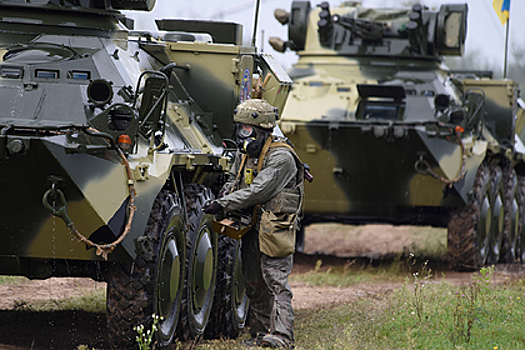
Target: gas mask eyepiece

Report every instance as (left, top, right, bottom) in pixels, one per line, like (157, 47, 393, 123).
(236, 123, 256, 139)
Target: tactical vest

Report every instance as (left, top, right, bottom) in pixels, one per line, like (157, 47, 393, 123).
(258, 137, 304, 216)
(253, 135, 305, 257)
(231, 135, 304, 215)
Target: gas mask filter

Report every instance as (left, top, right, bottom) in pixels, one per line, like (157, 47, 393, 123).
(236, 123, 266, 157)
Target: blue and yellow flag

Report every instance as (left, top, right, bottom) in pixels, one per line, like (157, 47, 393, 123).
(493, 0, 510, 25)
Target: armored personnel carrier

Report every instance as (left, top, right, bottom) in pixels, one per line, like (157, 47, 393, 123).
(0, 0, 291, 348)
(270, 1, 525, 269)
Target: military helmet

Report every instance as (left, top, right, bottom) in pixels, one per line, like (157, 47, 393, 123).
(233, 99, 279, 129)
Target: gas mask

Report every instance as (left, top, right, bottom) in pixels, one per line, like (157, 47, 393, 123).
(235, 123, 267, 157)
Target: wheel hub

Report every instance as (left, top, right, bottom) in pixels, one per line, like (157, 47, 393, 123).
(159, 237, 181, 318)
(193, 229, 213, 310)
(234, 249, 246, 306)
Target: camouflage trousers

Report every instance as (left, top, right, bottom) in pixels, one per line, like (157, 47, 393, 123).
(241, 227, 294, 346)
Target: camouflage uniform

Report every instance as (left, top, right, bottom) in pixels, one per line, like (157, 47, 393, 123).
(217, 145, 297, 344)
(211, 100, 303, 348)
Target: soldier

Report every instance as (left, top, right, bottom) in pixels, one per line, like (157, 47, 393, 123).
(203, 99, 304, 349)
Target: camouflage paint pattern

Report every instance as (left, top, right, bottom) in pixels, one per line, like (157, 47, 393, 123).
(0, 0, 291, 278)
(272, 1, 525, 227)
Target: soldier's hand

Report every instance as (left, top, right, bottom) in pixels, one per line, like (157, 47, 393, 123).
(203, 201, 223, 215)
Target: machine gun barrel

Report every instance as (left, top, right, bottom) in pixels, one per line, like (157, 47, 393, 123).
(333, 16, 383, 41)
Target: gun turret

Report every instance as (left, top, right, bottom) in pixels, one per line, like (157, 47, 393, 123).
(271, 1, 467, 59)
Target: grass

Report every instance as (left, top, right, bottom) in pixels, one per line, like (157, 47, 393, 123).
(6, 246, 522, 350)
(50, 266, 524, 350)
(13, 286, 106, 313)
(179, 261, 525, 350)
(0, 275, 27, 285)
(289, 257, 409, 287)
(289, 286, 524, 349)
(341, 272, 525, 349)
(287, 264, 525, 350)
(305, 223, 448, 260)
(401, 226, 448, 259)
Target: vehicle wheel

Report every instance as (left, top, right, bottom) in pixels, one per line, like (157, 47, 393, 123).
(206, 235, 249, 339)
(106, 190, 185, 349)
(517, 176, 525, 263)
(500, 166, 518, 263)
(487, 165, 505, 265)
(178, 184, 218, 339)
(448, 163, 492, 270)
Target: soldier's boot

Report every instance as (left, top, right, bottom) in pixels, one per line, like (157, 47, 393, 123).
(247, 297, 272, 338)
(242, 339, 258, 348)
(259, 334, 294, 349)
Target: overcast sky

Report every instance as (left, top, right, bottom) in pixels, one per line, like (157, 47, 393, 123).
(124, 0, 525, 71)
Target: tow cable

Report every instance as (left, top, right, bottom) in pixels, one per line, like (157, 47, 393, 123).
(42, 148, 136, 260)
(414, 130, 467, 187)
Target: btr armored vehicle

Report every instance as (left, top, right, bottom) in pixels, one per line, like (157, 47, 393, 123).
(270, 1, 525, 269)
(0, 0, 291, 348)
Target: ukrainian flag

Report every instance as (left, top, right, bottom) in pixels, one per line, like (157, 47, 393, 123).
(493, 0, 510, 25)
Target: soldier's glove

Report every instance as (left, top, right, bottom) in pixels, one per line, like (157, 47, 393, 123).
(203, 201, 223, 215)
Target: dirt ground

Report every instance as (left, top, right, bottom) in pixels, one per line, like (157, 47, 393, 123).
(0, 224, 523, 350)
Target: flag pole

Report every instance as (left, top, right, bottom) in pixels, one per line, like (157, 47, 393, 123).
(503, 17, 509, 79)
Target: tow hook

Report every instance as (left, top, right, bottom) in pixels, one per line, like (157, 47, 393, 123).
(42, 176, 73, 227)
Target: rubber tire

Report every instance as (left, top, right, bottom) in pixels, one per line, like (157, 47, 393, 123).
(487, 165, 505, 265)
(448, 163, 492, 270)
(178, 184, 218, 340)
(500, 165, 519, 263)
(106, 190, 185, 349)
(206, 235, 249, 339)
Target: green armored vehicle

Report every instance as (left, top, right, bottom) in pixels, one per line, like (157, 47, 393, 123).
(0, 0, 291, 348)
(270, 1, 525, 269)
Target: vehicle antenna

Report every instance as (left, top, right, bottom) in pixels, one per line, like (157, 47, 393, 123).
(251, 0, 261, 47)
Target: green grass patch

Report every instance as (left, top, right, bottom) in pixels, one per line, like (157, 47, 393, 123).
(187, 266, 525, 350)
(401, 227, 447, 259)
(291, 267, 525, 350)
(33, 263, 524, 350)
(0, 275, 27, 285)
(18, 287, 106, 313)
(290, 257, 413, 287)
